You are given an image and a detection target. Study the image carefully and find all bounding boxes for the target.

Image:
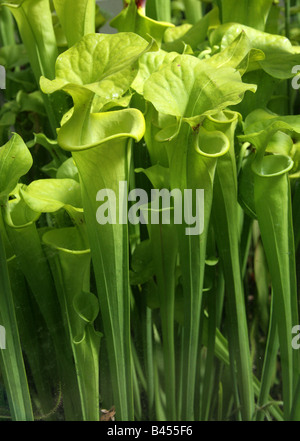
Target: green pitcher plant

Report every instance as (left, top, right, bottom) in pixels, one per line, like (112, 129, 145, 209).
(239, 109, 300, 419)
(39, 31, 155, 421)
(1, 0, 300, 422)
(142, 52, 256, 420)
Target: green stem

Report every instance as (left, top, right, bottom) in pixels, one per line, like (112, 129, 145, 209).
(53, 0, 96, 47)
(285, 0, 291, 40)
(184, 0, 203, 24)
(199, 267, 219, 420)
(146, 0, 171, 22)
(149, 220, 177, 420)
(140, 285, 155, 420)
(255, 294, 279, 421)
(0, 6, 15, 47)
(145, 306, 155, 418)
(153, 332, 167, 420)
(240, 214, 254, 278)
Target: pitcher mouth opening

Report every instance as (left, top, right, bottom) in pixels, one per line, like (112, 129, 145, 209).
(252, 154, 294, 177)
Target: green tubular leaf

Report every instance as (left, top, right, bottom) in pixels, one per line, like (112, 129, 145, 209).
(42, 227, 102, 421)
(136, 163, 179, 418)
(53, 0, 96, 47)
(110, 0, 173, 45)
(239, 134, 298, 222)
(0, 5, 15, 47)
(147, 0, 172, 22)
(143, 104, 171, 167)
(7, 256, 57, 420)
(292, 180, 300, 251)
(0, 213, 34, 421)
(255, 294, 279, 421)
(2, 0, 65, 133)
(71, 134, 136, 421)
(201, 310, 284, 421)
(2, 0, 57, 81)
(2, 191, 84, 420)
(199, 262, 223, 420)
(291, 377, 300, 421)
(266, 131, 293, 156)
(57, 108, 146, 152)
(252, 154, 294, 177)
(73, 291, 99, 325)
(44, 68, 145, 423)
(194, 126, 230, 158)
(142, 49, 254, 420)
(166, 123, 228, 421)
(39, 31, 151, 419)
(206, 110, 255, 420)
(254, 238, 270, 335)
(4, 185, 40, 228)
(183, 0, 203, 25)
(253, 163, 295, 419)
(238, 110, 300, 181)
(218, 0, 273, 31)
(0, 137, 54, 419)
(239, 109, 300, 418)
(146, 219, 178, 420)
